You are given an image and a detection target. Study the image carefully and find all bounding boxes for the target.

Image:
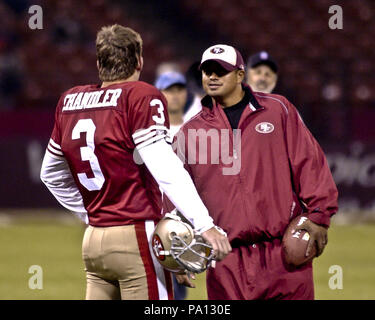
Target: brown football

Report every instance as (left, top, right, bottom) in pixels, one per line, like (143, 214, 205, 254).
(282, 215, 317, 267)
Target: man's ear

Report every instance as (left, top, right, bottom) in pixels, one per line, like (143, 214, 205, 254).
(136, 56, 143, 71)
(96, 60, 100, 71)
(269, 74, 278, 91)
(237, 70, 245, 83)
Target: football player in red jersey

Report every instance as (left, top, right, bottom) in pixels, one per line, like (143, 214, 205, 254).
(40, 25, 231, 300)
(168, 44, 338, 299)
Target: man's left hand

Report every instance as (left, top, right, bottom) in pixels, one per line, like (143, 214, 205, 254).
(293, 218, 328, 257)
(175, 272, 196, 288)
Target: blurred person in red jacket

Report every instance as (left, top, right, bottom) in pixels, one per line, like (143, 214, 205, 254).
(168, 44, 338, 299)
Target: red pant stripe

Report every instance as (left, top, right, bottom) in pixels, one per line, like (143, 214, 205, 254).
(134, 222, 159, 300)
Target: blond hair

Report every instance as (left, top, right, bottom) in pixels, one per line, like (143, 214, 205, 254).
(96, 24, 143, 81)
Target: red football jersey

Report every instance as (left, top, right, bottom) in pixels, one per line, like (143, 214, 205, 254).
(47, 81, 170, 226)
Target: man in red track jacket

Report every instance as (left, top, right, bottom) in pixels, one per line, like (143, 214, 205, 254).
(170, 44, 338, 299)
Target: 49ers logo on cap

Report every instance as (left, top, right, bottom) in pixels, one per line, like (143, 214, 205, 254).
(210, 47, 224, 54)
(152, 234, 166, 261)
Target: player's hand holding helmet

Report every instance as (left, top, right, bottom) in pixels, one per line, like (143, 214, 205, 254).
(200, 224, 232, 262)
(151, 210, 224, 274)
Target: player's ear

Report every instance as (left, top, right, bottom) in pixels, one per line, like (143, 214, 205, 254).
(96, 60, 100, 71)
(136, 55, 143, 71)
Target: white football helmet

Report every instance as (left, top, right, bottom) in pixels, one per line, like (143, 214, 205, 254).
(151, 211, 214, 274)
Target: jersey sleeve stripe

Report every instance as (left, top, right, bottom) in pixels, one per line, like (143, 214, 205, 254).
(135, 133, 166, 150)
(165, 130, 173, 144)
(48, 143, 64, 156)
(46, 148, 65, 160)
(133, 130, 157, 145)
(132, 125, 168, 140)
(49, 139, 62, 150)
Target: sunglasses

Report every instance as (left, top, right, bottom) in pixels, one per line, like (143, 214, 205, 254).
(201, 61, 231, 77)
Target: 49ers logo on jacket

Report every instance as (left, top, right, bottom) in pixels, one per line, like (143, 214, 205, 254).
(255, 122, 274, 134)
(152, 234, 166, 261)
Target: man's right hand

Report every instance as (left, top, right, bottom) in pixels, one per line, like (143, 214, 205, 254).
(201, 227, 232, 261)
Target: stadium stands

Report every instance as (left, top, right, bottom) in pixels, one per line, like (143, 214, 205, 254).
(1, 0, 191, 109)
(0, 0, 374, 142)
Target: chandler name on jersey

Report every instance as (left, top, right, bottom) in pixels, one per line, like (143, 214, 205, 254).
(47, 81, 170, 227)
(62, 88, 122, 111)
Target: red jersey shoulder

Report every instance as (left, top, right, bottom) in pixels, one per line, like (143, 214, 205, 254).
(108, 81, 167, 115)
(123, 81, 164, 101)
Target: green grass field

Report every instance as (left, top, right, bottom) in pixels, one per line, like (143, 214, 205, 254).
(1, 210, 374, 300)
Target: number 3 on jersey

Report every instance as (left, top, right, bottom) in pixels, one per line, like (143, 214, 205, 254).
(72, 119, 105, 191)
(151, 99, 165, 124)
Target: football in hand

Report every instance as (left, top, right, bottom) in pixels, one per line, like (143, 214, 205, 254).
(282, 215, 317, 267)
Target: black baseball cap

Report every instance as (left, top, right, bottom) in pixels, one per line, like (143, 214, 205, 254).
(247, 51, 278, 73)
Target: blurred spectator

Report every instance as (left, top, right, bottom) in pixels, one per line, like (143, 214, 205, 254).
(0, 2, 24, 109)
(3, 0, 29, 15)
(51, 6, 90, 47)
(246, 51, 278, 93)
(185, 61, 204, 99)
(184, 61, 203, 122)
(0, 47, 24, 109)
(155, 62, 182, 77)
(155, 71, 188, 138)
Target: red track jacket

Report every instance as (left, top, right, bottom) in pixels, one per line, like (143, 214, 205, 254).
(169, 85, 338, 244)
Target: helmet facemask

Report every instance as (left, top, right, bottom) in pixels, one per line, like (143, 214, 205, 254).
(151, 212, 214, 274)
(170, 233, 214, 273)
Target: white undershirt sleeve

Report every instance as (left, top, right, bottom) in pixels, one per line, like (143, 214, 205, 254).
(40, 150, 88, 224)
(137, 139, 214, 233)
